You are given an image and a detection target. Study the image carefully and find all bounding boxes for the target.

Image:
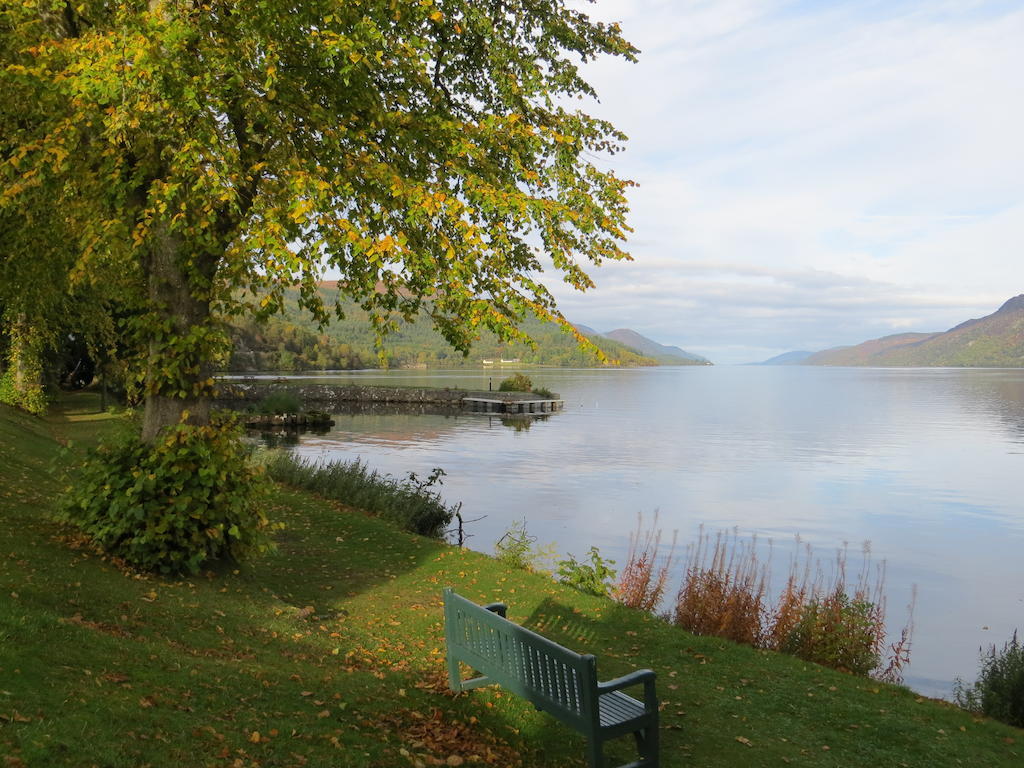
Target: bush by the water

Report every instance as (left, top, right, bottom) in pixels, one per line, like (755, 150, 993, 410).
(263, 453, 456, 538)
(955, 631, 1024, 728)
(57, 415, 274, 574)
(781, 591, 884, 677)
(498, 373, 532, 392)
(257, 390, 303, 415)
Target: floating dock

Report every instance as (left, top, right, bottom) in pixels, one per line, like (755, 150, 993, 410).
(462, 396, 564, 415)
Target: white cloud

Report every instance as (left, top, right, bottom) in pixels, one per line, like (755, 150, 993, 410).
(546, 0, 1024, 362)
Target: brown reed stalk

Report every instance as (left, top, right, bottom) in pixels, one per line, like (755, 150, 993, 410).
(763, 538, 812, 650)
(877, 585, 916, 684)
(612, 511, 677, 612)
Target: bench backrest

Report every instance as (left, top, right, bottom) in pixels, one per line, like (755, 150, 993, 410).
(444, 589, 598, 731)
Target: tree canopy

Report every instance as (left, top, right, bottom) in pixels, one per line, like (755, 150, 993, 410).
(1, 1, 636, 437)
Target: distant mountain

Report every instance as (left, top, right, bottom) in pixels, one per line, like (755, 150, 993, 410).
(754, 351, 814, 365)
(598, 329, 711, 365)
(804, 295, 1024, 367)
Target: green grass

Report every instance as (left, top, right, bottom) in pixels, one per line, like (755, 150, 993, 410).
(1, 393, 1021, 767)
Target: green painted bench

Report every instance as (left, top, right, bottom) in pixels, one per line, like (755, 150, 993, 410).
(443, 588, 659, 768)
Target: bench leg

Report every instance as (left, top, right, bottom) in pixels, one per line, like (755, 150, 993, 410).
(632, 723, 659, 767)
(447, 654, 462, 691)
(586, 737, 604, 768)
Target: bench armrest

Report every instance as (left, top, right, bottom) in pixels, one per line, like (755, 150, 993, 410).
(598, 669, 657, 707)
(482, 602, 507, 618)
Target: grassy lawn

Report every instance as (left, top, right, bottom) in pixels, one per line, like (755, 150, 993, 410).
(1, 394, 1020, 767)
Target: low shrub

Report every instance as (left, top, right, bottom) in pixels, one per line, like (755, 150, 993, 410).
(532, 386, 555, 399)
(57, 414, 274, 574)
(498, 373, 532, 392)
(257, 390, 302, 415)
(264, 453, 457, 538)
(557, 546, 617, 596)
(954, 631, 1024, 728)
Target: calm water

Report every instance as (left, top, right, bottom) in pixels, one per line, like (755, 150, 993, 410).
(272, 366, 1024, 698)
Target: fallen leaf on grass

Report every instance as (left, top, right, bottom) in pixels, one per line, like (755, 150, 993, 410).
(736, 736, 753, 747)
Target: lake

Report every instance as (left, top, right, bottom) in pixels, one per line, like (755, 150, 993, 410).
(264, 365, 1024, 698)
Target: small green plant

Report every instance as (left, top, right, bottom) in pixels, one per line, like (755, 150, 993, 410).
(954, 631, 1024, 728)
(57, 414, 274, 574)
(557, 546, 617, 596)
(494, 519, 556, 572)
(257, 389, 302, 415)
(494, 519, 536, 569)
(498, 373, 532, 392)
(532, 386, 555, 399)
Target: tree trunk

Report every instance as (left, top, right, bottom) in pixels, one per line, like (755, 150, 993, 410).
(139, 224, 217, 443)
(3, 313, 47, 414)
(10, 314, 39, 394)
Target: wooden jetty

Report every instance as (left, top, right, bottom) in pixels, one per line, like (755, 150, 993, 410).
(462, 395, 564, 415)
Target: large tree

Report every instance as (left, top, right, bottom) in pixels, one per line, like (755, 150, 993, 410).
(2, 0, 635, 440)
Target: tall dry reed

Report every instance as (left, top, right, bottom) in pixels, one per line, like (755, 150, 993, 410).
(612, 511, 677, 612)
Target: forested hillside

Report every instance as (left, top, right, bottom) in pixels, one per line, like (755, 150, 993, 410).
(227, 287, 661, 371)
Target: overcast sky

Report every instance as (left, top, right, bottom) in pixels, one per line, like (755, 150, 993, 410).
(542, 0, 1024, 364)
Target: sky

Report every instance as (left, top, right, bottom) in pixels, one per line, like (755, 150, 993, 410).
(542, 0, 1024, 364)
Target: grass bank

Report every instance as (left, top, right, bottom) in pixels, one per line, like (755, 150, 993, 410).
(1, 394, 1020, 767)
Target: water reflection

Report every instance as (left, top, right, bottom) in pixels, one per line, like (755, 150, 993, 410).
(248, 423, 332, 448)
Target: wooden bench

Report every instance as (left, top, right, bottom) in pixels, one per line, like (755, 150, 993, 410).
(443, 588, 659, 768)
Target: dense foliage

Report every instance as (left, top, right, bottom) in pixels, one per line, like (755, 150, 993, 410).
(58, 415, 273, 574)
(955, 631, 1024, 728)
(2, 1, 637, 441)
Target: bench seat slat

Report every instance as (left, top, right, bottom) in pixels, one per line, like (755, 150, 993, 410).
(599, 690, 645, 727)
